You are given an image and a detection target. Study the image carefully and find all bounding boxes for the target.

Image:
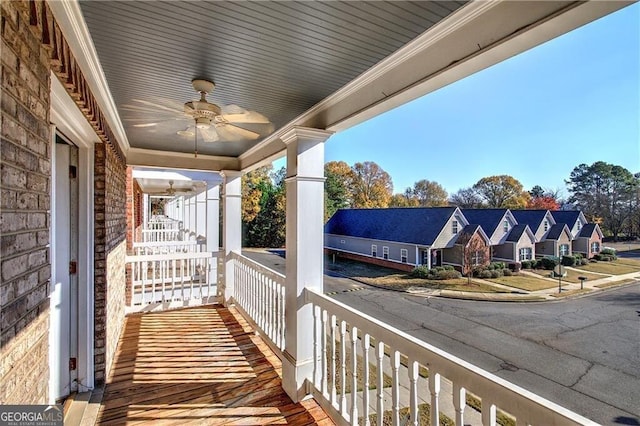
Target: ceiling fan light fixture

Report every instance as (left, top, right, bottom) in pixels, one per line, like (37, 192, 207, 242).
(195, 117, 211, 129)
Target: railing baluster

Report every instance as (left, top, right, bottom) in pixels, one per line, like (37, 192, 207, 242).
(482, 400, 496, 426)
(313, 304, 321, 388)
(330, 314, 337, 407)
(453, 383, 465, 426)
(362, 333, 370, 426)
(350, 326, 358, 425)
(391, 350, 400, 426)
(322, 310, 328, 398)
(409, 358, 418, 426)
(429, 371, 441, 426)
(340, 320, 347, 417)
(376, 341, 384, 426)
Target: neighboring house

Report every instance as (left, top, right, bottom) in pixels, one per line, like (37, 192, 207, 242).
(324, 207, 469, 271)
(573, 223, 604, 258)
(462, 208, 519, 261)
(493, 224, 537, 263)
(536, 224, 573, 257)
(442, 224, 491, 274)
(510, 209, 557, 242)
(550, 210, 603, 258)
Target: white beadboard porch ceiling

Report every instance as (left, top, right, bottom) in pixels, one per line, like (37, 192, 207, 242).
(76, 1, 632, 170)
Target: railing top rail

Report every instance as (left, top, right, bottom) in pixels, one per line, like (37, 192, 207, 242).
(140, 228, 182, 233)
(230, 251, 286, 280)
(305, 288, 598, 425)
(126, 251, 219, 262)
(132, 240, 201, 248)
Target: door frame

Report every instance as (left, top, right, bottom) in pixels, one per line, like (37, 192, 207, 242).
(50, 75, 99, 400)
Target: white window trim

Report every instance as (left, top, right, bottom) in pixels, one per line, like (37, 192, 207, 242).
(401, 249, 408, 263)
(371, 244, 377, 257)
(383, 246, 389, 260)
(452, 220, 458, 234)
(559, 244, 570, 256)
(519, 247, 532, 261)
(472, 250, 483, 266)
(591, 242, 600, 253)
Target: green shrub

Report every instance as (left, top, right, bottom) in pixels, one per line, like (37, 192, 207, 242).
(436, 270, 461, 280)
(410, 266, 431, 278)
(540, 257, 558, 270)
(561, 256, 576, 267)
(491, 262, 505, 270)
(503, 269, 513, 277)
(521, 261, 531, 269)
(479, 270, 492, 279)
(490, 270, 502, 278)
(574, 253, 583, 260)
(443, 265, 455, 271)
(600, 254, 615, 262)
(530, 259, 540, 269)
(509, 262, 521, 272)
(580, 258, 588, 265)
(600, 248, 616, 256)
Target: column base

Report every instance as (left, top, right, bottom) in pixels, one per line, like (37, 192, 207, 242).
(281, 350, 315, 403)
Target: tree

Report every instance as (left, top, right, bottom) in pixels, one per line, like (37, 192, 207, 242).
(407, 179, 448, 206)
(350, 161, 393, 208)
(242, 166, 287, 247)
(389, 192, 419, 207)
(324, 161, 354, 221)
(566, 161, 637, 240)
(526, 196, 560, 210)
(449, 187, 484, 208)
(472, 175, 530, 209)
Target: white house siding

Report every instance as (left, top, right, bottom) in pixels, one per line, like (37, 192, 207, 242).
(491, 212, 517, 245)
(533, 211, 556, 241)
(514, 234, 537, 261)
(325, 234, 420, 265)
(432, 212, 468, 248)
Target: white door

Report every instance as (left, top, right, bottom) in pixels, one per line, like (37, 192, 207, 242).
(50, 139, 79, 400)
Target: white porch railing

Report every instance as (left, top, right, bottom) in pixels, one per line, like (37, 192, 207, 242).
(230, 252, 286, 354)
(305, 288, 598, 426)
(132, 240, 204, 255)
(126, 251, 218, 308)
(146, 215, 181, 230)
(140, 228, 185, 242)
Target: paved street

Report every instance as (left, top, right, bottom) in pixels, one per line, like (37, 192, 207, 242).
(243, 250, 640, 425)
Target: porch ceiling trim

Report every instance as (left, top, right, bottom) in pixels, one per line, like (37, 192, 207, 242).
(239, 0, 632, 172)
(127, 147, 240, 172)
(48, 0, 130, 155)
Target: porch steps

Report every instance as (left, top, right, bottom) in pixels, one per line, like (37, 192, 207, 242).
(63, 391, 92, 426)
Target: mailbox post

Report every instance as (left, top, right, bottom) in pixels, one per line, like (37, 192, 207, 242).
(578, 276, 588, 290)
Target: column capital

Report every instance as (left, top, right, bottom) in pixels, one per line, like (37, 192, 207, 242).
(220, 170, 243, 179)
(281, 126, 333, 146)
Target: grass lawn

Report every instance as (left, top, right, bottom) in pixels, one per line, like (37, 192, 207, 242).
(366, 403, 454, 426)
(488, 275, 558, 291)
(574, 260, 639, 275)
(529, 268, 603, 283)
(595, 279, 636, 289)
(327, 257, 505, 292)
(329, 342, 392, 394)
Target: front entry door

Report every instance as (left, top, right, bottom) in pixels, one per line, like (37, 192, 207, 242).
(51, 137, 79, 400)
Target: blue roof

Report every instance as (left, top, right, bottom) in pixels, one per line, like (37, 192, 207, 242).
(578, 223, 598, 238)
(324, 207, 458, 246)
(550, 210, 581, 227)
(505, 224, 529, 242)
(546, 224, 568, 240)
(462, 209, 508, 236)
(511, 209, 550, 230)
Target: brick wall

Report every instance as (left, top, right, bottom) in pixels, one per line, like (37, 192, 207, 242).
(327, 250, 415, 272)
(1, 0, 52, 404)
(94, 142, 127, 384)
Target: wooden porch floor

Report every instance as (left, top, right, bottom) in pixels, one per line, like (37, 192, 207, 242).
(97, 305, 334, 425)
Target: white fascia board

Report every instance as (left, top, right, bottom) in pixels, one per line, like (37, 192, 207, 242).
(48, 0, 130, 155)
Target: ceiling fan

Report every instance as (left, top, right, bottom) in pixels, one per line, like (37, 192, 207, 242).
(147, 180, 195, 196)
(122, 79, 274, 145)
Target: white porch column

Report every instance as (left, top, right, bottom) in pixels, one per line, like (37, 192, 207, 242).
(206, 185, 220, 251)
(221, 171, 242, 306)
(189, 195, 196, 236)
(281, 126, 333, 402)
(142, 193, 149, 226)
(196, 189, 207, 239)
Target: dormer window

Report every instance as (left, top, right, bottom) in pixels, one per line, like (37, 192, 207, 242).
(503, 220, 509, 233)
(543, 220, 549, 232)
(452, 220, 458, 234)
(576, 220, 582, 231)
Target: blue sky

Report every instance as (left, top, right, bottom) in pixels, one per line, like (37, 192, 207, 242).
(282, 3, 639, 197)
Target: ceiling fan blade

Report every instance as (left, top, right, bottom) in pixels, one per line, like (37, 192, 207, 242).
(221, 104, 247, 114)
(220, 110, 271, 124)
(129, 99, 183, 114)
(215, 124, 260, 141)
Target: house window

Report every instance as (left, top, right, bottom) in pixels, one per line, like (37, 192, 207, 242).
(543, 220, 549, 232)
(559, 244, 570, 256)
(452, 220, 458, 234)
(519, 247, 532, 261)
(503, 220, 509, 233)
(340, 240, 345, 244)
(401, 249, 408, 263)
(576, 220, 582, 231)
(472, 250, 483, 266)
(371, 244, 377, 257)
(383, 246, 389, 260)
(591, 242, 600, 253)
